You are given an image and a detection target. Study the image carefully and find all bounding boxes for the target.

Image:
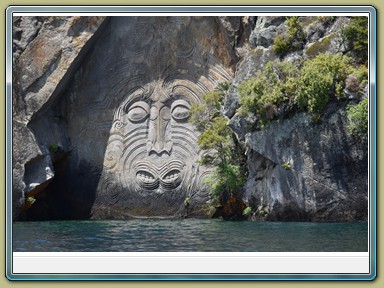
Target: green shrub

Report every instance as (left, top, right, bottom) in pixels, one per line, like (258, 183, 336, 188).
(282, 161, 291, 170)
(316, 16, 337, 26)
(351, 65, 368, 88)
(286, 16, 306, 43)
(184, 197, 190, 207)
(190, 82, 247, 202)
(295, 53, 353, 114)
(345, 65, 368, 94)
(243, 206, 253, 216)
(205, 162, 246, 198)
(342, 17, 368, 65)
(237, 53, 366, 124)
(49, 143, 59, 153)
(272, 16, 306, 57)
(189, 90, 224, 133)
(273, 34, 292, 56)
(346, 97, 368, 139)
(238, 60, 300, 125)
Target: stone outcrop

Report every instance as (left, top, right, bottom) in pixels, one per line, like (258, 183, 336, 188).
(12, 16, 368, 221)
(226, 16, 368, 221)
(12, 16, 107, 220)
(243, 108, 367, 221)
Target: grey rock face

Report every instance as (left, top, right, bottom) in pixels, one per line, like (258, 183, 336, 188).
(18, 17, 235, 219)
(249, 16, 285, 48)
(243, 108, 367, 221)
(12, 16, 107, 220)
(12, 16, 44, 64)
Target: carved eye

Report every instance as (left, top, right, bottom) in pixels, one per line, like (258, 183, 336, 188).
(171, 100, 191, 121)
(127, 101, 149, 123)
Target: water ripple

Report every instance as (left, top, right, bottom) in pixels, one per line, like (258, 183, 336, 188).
(12, 219, 368, 252)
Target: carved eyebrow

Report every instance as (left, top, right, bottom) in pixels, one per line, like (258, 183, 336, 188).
(169, 93, 194, 104)
(123, 89, 152, 112)
(114, 88, 151, 121)
(171, 99, 191, 110)
(170, 84, 202, 104)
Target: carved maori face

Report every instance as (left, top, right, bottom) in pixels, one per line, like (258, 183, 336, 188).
(97, 81, 208, 216)
(66, 17, 234, 218)
(121, 83, 196, 193)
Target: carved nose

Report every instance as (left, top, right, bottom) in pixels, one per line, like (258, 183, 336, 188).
(148, 140, 172, 156)
(147, 105, 172, 156)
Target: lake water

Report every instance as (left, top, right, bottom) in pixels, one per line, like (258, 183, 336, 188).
(12, 219, 368, 252)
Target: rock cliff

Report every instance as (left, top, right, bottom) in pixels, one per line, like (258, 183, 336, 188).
(13, 16, 107, 220)
(12, 16, 368, 221)
(226, 16, 368, 221)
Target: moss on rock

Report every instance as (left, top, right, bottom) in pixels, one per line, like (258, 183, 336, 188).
(306, 34, 335, 59)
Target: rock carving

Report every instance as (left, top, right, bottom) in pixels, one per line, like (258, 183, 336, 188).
(88, 17, 233, 218)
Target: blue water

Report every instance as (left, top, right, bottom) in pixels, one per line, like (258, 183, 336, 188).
(12, 219, 367, 252)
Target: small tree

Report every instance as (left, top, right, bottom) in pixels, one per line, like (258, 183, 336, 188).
(295, 53, 353, 116)
(237, 60, 300, 126)
(273, 16, 306, 57)
(347, 97, 368, 141)
(342, 17, 368, 66)
(189, 82, 247, 212)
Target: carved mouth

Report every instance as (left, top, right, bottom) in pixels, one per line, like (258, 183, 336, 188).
(134, 160, 185, 191)
(160, 169, 182, 189)
(136, 171, 157, 183)
(136, 171, 159, 190)
(162, 170, 181, 182)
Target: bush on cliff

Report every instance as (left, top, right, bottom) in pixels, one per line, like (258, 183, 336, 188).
(237, 53, 367, 124)
(347, 97, 368, 140)
(237, 60, 299, 127)
(272, 16, 306, 57)
(189, 82, 247, 219)
(342, 16, 368, 66)
(295, 53, 352, 115)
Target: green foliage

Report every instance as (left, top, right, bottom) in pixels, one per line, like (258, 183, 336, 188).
(190, 83, 234, 165)
(197, 116, 233, 162)
(350, 65, 368, 89)
(286, 16, 306, 42)
(238, 60, 299, 125)
(243, 206, 253, 216)
(342, 17, 368, 65)
(346, 98, 368, 139)
(282, 161, 291, 170)
(184, 197, 190, 207)
(26, 196, 36, 205)
(273, 34, 292, 56)
(316, 16, 337, 26)
(49, 143, 59, 153)
(251, 48, 264, 56)
(205, 162, 246, 198)
(295, 53, 353, 114)
(237, 53, 366, 124)
(217, 81, 232, 92)
(190, 82, 247, 201)
(189, 90, 224, 132)
(273, 16, 306, 57)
